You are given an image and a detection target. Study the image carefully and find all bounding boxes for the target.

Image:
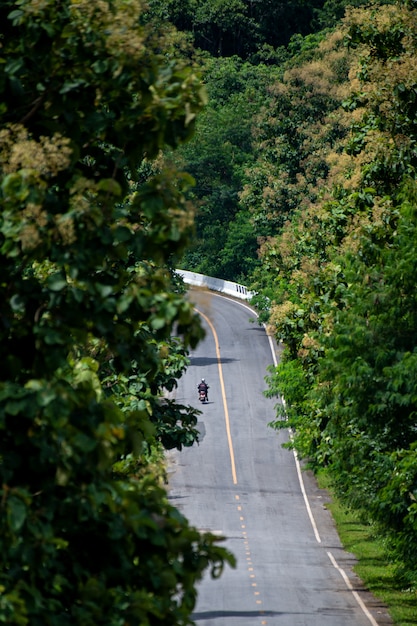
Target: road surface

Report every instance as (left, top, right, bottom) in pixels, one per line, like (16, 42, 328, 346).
(168, 289, 391, 626)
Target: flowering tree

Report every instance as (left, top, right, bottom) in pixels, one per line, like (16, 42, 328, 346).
(0, 1, 233, 623)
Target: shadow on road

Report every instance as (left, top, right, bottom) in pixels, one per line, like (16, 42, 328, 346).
(193, 610, 291, 620)
(190, 356, 237, 366)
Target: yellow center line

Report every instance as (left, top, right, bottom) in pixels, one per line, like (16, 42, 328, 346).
(195, 307, 238, 485)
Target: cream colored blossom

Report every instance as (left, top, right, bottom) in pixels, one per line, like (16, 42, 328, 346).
(69, 177, 98, 215)
(0, 124, 72, 176)
(22, 203, 48, 228)
(20, 223, 41, 251)
(298, 333, 321, 361)
(69, 0, 146, 60)
(55, 214, 76, 245)
(270, 301, 300, 329)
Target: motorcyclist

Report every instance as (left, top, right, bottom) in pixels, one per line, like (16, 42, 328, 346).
(197, 378, 209, 400)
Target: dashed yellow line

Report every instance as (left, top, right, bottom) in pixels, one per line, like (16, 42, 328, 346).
(235, 499, 267, 624)
(194, 308, 266, 622)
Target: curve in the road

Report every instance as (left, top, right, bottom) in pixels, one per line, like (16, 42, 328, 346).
(200, 291, 381, 626)
(195, 306, 238, 485)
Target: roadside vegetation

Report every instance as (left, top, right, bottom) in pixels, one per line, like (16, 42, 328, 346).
(261, 3, 417, 603)
(153, 0, 417, 619)
(0, 2, 234, 623)
(2, 0, 417, 623)
(319, 471, 417, 626)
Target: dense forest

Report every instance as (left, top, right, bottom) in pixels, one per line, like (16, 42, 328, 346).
(157, 0, 417, 591)
(1, 0, 417, 623)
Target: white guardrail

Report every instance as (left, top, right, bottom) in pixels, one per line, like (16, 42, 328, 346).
(175, 269, 253, 301)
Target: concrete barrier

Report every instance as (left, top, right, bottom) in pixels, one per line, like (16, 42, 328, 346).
(175, 269, 253, 301)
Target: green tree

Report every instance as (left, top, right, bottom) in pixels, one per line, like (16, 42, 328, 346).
(148, 0, 258, 57)
(243, 30, 352, 242)
(315, 183, 417, 569)
(148, 0, 355, 58)
(176, 56, 279, 281)
(0, 1, 233, 623)
(263, 2, 417, 579)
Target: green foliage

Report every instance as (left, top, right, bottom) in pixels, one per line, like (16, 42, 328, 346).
(316, 187, 417, 508)
(0, 1, 234, 623)
(148, 0, 368, 58)
(265, 355, 324, 461)
(144, 0, 376, 283)
(314, 0, 384, 30)
(261, 3, 417, 582)
(242, 29, 352, 244)
(175, 56, 280, 281)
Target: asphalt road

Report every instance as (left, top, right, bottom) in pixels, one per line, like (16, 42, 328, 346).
(168, 289, 391, 626)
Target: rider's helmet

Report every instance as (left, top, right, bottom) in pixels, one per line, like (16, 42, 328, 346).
(201, 378, 205, 382)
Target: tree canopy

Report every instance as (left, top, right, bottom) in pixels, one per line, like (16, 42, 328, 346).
(3, 0, 417, 617)
(261, 2, 417, 580)
(147, 0, 362, 57)
(0, 1, 233, 623)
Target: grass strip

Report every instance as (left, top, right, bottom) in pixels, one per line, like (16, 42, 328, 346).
(317, 470, 417, 626)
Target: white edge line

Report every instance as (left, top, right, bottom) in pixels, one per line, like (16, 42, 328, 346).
(205, 290, 380, 625)
(211, 291, 322, 542)
(327, 551, 380, 626)
(290, 433, 322, 544)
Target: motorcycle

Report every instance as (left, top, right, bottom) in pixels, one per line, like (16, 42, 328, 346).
(198, 387, 208, 403)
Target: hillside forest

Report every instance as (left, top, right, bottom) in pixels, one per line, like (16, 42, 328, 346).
(1, 0, 417, 624)
(164, 0, 417, 591)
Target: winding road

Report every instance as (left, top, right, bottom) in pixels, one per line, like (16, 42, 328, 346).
(168, 289, 391, 626)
